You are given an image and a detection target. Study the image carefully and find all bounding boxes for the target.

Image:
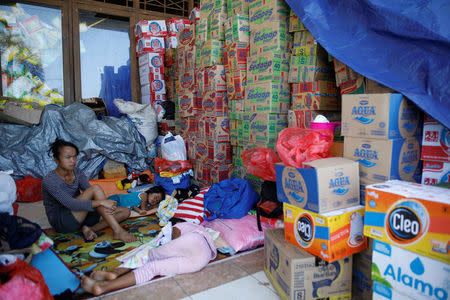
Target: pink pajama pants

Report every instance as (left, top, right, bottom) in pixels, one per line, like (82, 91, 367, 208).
(133, 231, 212, 284)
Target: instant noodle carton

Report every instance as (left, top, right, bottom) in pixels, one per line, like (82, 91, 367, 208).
(177, 27, 195, 47)
(204, 65, 227, 93)
(264, 229, 352, 300)
(194, 161, 211, 185)
(226, 42, 248, 72)
(249, 21, 288, 56)
(343, 136, 422, 183)
(227, 0, 249, 16)
(195, 19, 208, 45)
(244, 81, 290, 113)
(135, 20, 168, 39)
(209, 162, 234, 183)
(333, 59, 362, 87)
(227, 69, 247, 100)
(421, 114, 450, 162)
(136, 36, 165, 55)
(243, 112, 288, 145)
(371, 239, 450, 300)
(226, 15, 249, 44)
(293, 30, 316, 48)
(291, 93, 340, 111)
(289, 9, 307, 32)
(179, 70, 195, 91)
(205, 116, 230, 143)
(341, 93, 422, 139)
(203, 90, 228, 117)
(275, 157, 360, 213)
(208, 11, 226, 41)
(292, 81, 338, 97)
(178, 91, 196, 118)
(421, 161, 450, 185)
(249, 0, 289, 32)
(363, 180, 450, 264)
(229, 119, 242, 146)
(206, 139, 232, 165)
(199, 39, 224, 68)
(246, 51, 289, 85)
(288, 53, 334, 83)
(284, 203, 367, 262)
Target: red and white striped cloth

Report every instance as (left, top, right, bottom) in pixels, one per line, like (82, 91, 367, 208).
(172, 187, 209, 224)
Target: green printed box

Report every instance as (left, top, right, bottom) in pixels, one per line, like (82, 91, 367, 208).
(244, 81, 290, 113)
(227, 0, 249, 16)
(247, 51, 289, 85)
(249, 0, 289, 32)
(243, 112, 288, 145)
(249, 21, 288, 56)
(227, 15, 250, 44)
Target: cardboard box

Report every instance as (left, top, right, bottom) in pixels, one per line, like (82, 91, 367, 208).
(202, 90, 228, 117)
(291, 81, 338, 96)
(287, 110, 341, 129)
(339, 77, 365, 95)
(363, 180, 450, 264)
(275, 157, 360, 213)
(421, 114, 450, 162)
(101, 159, 127, 179)
(227, 14, 250, 44)
(207, 140, 232, 165)
(344, 136, 422, 183)
(207, 10, 226, 41)
(249, 21, 288, 56)
(134, 20, 167, 39)
(195, 19, 208, 45)
(178, 91, 196, 118)
(333, 59, 361, 87)
(194, 160, 211, 185)
(291, 93, 340, 111)
(199, 39, 224, 68)
(243, 112, 287, 145)
(421, 160, 450, 185)
(352, 252, 373, 300)
(365, 78, 396, 94)
(284, 203, 367, 262)
(329, 141, 344, 157)
(204, 65, 227, 93)
(136, 36, 165, 55)
(371, 239, 450, 300)
(1, 98, 43, 126)
(249, 0, 289, 32)
(288, 53, 333, 83)
(247, 51, 289, 85)
(225, 42, 248, 73)
(209, 162, 233, 183)
(293, 30, 316, 48)
(264, 228, 353, 300)
(138, 52, 164, 67)
(341, 93, 422, 139)
(226, 0, 249, 16)
(244, 82, 290, 113)
(229, 119, 242, 146)
(289, 9, 307, 32)
(205, 116, 230, 143)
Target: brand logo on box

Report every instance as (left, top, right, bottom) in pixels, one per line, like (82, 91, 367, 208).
(250, 121, 267, 132)
(197, 143, 207, 156)
(179, 29, 193, 45)
(385, 199, 429, 246)
(248, 87, 270, 101)
(352, 100, 375, 124)
(354, 143, 378, 168)
(382, 257, 447, 299)
(151, 38, 163, 49)
(150, 56, 163, 68)
(250, 8, 273, 24)
(329, 173, 350, 196)
(179, 95, 192, 109)
(221, 118, 230, 133)
(203, 98, 214, 111)
(149, 21, 163, 34)
(248, 58, 272, 74)
(254, 30, 278, 44)
(282, 167, 307, 206)
(295, 212, 314, 248)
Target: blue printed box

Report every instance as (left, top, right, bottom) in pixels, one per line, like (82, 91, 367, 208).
(275, 157, 360, 213)
(341, 93, 422, 139)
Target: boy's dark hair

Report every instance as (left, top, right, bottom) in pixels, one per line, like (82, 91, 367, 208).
(146, 185, 166, 201)
(49, 138, 79, 159)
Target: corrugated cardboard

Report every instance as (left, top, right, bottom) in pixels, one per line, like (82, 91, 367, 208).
(421, 160, 450, 185)
(275, 157, 360, 213)
(289, 9, 307, 32)
(243, 112, 288, 145)
(288, 52, 333, 83)
(284, 203, 367, 262)
(287, 110, 341, 129)
(244, 81, 290, 113)
(421, 114, 450, 162)
(364, 180, 450, 264)
(247, 50, 289, 85)
(264, 229, 352, 300)
(341, 93, 422, 139)
(291, 93, 340, 111)
(249, 21, 288, 56)
(227, 15, 250, 43)
(249, 0, 289, 32)
(344, 136, 422, 183)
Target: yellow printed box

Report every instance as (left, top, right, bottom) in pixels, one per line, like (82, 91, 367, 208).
(284, 203, 367, 262)
(363, 180, 450, 264)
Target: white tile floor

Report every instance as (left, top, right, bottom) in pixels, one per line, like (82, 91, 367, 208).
(181, 271, 280, 300)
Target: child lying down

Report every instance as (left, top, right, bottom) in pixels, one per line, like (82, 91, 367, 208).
(81, 221, 225, 296)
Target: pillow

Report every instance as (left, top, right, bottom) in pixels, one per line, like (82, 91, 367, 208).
(172, 187, 209, 224)
(202, 214, 271, 254)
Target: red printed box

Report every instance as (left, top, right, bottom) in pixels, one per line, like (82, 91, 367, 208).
(421, 114, 450, 162)
(179, 70, 195, 92)
(178, 92, 195, 118)
(194, 161, 211, 185)
(422, 160, 450, 185)
(205, 116, 230, 143)
(210, 163, 234, 183)
(195, 140, 209, 162)
(138, 53, 164, 68)
(205, 65, 227, 93)
(177, 27, 195, 47)
(136, 36, 165, 55)
(203, 90, 228, 117)
(167, 18, 190, 34)
(207, 140, 232, 165)
(135, 20, 168, 39)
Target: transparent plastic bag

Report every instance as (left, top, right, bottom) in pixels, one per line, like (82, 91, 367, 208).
(161, 132, 187, 161)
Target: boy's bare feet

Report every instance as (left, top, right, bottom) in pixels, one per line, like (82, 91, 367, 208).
(90, 270, 117, 281)
(113, 228, 138, 242)
(81, 276, 104, 296)
(82, 225, 97, 241)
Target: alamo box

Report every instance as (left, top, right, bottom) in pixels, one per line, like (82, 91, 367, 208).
(264, 228, 352, 300)
(275, 157, 360, 213)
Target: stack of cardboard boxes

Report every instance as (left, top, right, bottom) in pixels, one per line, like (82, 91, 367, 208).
(420, 114, 450, 186)
(265, 156, 366, 299)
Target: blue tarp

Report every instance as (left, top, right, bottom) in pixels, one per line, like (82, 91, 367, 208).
(287, 0, 450, 128)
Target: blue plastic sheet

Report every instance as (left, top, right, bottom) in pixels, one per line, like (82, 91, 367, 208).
(287, 0, 450, 128)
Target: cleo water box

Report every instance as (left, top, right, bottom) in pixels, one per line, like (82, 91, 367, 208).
(275, 157, 360, 213)
(249, 21, 288, 56)
(264, 229, 352, 300)
(135, 20, 167, 39)
(246, 51, 289, 85)
(136, 36, 165, 55)
(344, 136, 422, 183)
(363, 180, 450, 263)
(249, 0, 289, 32)
(422, 161, 450, 185)
(371, 239, 450, 300)
(243, 112, 287, 145)
(195, 19, 208, 45)
(283, 203, 367, 263)
(244, 81, 290, 114)
(341, 93, 422, 139)
(421, 114, 450, 162)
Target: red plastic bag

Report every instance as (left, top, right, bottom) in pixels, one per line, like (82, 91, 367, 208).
(0, 257, 53, 300)
(276, 128, 333, 168)
(155, 157, 193, 173)
(241, 147, 281, 181)
(15, 175, 43, 203)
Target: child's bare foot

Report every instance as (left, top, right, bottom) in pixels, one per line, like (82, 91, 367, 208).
(82, 225, 97, 241)
(113, 228, 137, 242)
(90, 270, 117, 281)
(81, 276, 103, 296)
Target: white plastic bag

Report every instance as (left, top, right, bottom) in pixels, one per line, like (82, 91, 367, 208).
(114, 99, 158, 146)
(161, 132, 187, 161)
(0, 170, 17, 215)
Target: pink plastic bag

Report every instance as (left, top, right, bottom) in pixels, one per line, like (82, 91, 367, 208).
(276, 127, 333, 168)
(241, 147, 281, 181)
